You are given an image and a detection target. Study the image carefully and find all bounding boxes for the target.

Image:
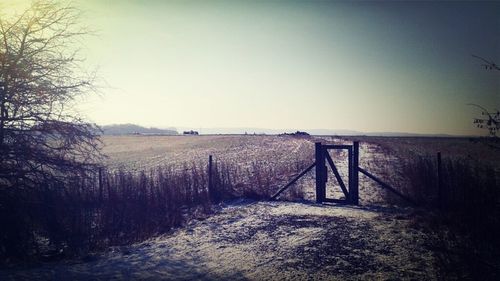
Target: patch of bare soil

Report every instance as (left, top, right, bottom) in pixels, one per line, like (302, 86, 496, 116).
(1, 201, 439, 280)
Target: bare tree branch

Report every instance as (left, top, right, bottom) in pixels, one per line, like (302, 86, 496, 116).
(0, 1, 103, 187)
(472, 54, 500, 71)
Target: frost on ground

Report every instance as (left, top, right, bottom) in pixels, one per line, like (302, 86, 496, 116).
(100, 135, 313, 172)
(1, 201, 439, 280)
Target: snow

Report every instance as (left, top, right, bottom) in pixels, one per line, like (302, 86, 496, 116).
(1, 201, 439, 280)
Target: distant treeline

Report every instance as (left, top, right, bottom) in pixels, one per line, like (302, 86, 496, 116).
(101, 124, 178, 135)
(279, 131, 310, 137)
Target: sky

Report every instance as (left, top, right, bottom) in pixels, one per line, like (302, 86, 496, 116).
(2, 0, 499, 135)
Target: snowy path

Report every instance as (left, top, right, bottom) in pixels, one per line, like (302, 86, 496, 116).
(1, 201, 439, 280)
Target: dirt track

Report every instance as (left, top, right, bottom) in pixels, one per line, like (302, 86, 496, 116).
(1, 201, 439, 280)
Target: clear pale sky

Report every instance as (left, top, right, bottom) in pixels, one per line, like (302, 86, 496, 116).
(3, 1, 499, 135)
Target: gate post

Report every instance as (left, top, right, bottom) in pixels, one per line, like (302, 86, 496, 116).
(315, 142, 326, 203)
(351, 141, 359, 205)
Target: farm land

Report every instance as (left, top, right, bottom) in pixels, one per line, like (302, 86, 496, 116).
(101, 135, 314, 172)
(102, 135, 499, 203)
(1, 135, 499, 280)
(101, 135, 401, 203)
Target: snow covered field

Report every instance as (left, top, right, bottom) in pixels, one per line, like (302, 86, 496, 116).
(100, 135, 314, 172)
(1, 201, 438, 280)
(100, 135, 404, 205)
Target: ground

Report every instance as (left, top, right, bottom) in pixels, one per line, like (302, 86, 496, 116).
(0, 201, 439, 280)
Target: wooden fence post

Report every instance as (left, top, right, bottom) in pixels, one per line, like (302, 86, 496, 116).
(352, 141, 359, 205)
(437, 152, 442, 209)
(208, 155, 213, 200)
(98, 167, 103, 202)
(315, 142, 326, 203)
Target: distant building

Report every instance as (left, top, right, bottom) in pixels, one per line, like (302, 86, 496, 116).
(183, 130, 199, 135)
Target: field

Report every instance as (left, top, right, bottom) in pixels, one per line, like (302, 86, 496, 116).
(100, 135, 414, 204)
(101, 135, 314, 172)
(102, 135, 317, 200)
(1, 135, 499, 280)
(101, 135, 500, 204)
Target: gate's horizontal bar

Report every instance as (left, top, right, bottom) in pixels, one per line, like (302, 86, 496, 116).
(323, 198, 349, 204)
(270, 162, 316, 200)
(323, 145, 352, 149)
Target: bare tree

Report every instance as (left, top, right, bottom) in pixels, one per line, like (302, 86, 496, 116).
(469, 104, 499, 137)
(470, 55, 500, 137)
(0, 1, 102, 186)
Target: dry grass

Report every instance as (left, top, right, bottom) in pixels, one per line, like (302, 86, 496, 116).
(0, 135, 314, 262)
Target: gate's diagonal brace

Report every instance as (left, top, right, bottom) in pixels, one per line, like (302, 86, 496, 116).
(270, 162, 316, 200)
(325, 152, 349, 198)
(358, 167, 417, 206)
